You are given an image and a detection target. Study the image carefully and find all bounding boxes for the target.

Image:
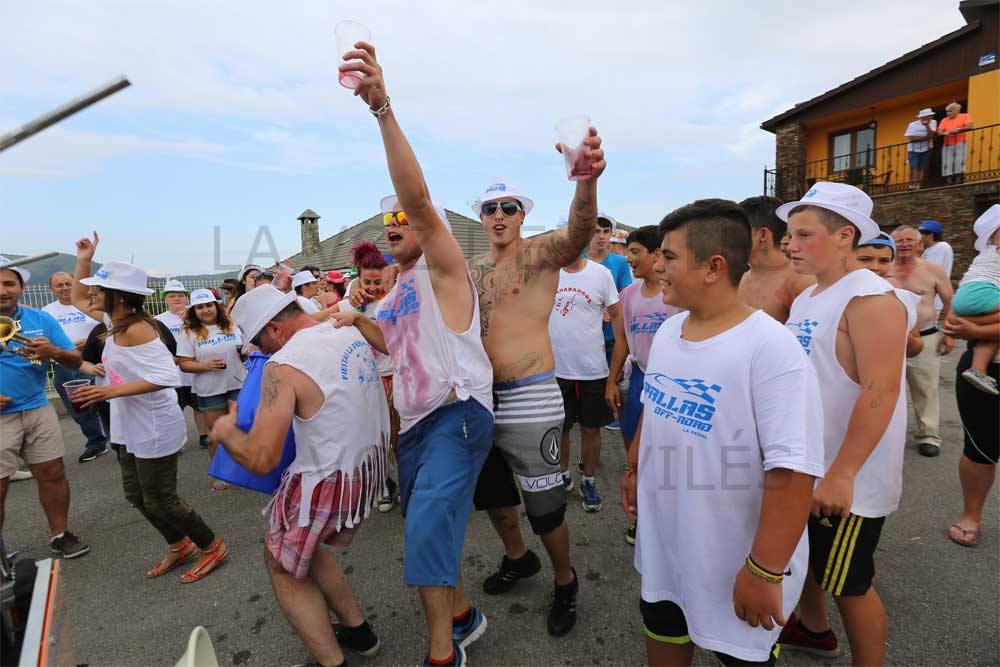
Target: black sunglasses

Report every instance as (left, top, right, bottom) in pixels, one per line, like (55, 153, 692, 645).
(481, 201, 522, 217)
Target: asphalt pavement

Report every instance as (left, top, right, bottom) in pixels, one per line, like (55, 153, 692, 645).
(5, 353, 998, 666)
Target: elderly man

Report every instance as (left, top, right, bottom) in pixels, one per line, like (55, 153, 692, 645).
(937, 102, 974, 184)
(890, 226, 955, 457)
(905, 108, 937, 187)
(211, 285, 389, 667)
(0, 260, 90, 558)
(42, 271, 108, 461)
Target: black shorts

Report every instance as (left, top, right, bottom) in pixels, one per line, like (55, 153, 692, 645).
(176, 386, 196, 410)
(473, 445, 522, 511)
(639, 599, 778, 666)
(557, 377, 613, 430)
(808, 513, 885, 597)
(956, 349, 999, 465)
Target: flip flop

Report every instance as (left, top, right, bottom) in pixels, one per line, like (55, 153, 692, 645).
(948, 523, 981, 548)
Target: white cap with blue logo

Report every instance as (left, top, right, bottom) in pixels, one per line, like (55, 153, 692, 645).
(188, 288, 218, 307)
(775, 182, 881, 244)
(79, 260, 154, 295)
(470, 177, 534, 217)
(0, 256, 30, 284)
(161, 278, 189, 295)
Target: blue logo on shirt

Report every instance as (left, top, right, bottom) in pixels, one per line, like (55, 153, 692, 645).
(195, 332, 238, 348)
(643, 372, 722, 437)
(787, 319, 820, 355)
(376, 277, 420, 323)
(629, 312, 669, 337)
(340, 339, 378, 385)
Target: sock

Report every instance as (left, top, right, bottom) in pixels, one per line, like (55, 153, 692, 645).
(50, 532, 65, 542)
(343, 620, 370, 635)
(453, 607, 471, 624)
(582, 475, 595, 484)
(427, 649, 455, 666)
(798, 618, 832, 639)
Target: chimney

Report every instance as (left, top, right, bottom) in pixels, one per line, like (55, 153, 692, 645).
(298, 209, 321, 258)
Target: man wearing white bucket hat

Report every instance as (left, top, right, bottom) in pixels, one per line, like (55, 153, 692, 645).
(43, 271, 108, 461)
(0, 256, 91, 559)
(904, 108, 937, 188)
(465, 124, 606, 637)
(212, 284, 389, 667)
(776, 183, 908, 665)
(337, 43, 495, 666)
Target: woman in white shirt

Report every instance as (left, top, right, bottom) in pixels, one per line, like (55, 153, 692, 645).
(69, 243, 228, 584)
(176, 289, 244, 490)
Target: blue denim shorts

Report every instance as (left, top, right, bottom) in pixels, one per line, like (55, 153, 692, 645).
(196, 388, 241, 412)
(397, 399, 493, 587)
(907, 150, 930, 170)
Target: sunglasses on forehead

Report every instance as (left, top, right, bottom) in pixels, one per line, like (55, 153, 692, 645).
(480, 201, 522, 217)
(383, 211, 409, 226)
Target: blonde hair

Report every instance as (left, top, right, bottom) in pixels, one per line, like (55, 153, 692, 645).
(946, 102, 962, 113)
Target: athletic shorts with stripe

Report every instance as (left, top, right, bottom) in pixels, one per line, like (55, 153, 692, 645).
(640, 599, 779, 666)
(472, 371, 567, 536)
(808, 513, 886, 597)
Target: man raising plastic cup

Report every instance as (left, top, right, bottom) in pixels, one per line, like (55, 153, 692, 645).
(557, 114, 593, 181)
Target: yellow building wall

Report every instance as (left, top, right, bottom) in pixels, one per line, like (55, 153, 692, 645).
(968, 69, 1000, 127)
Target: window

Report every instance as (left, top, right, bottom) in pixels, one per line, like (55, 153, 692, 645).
(829, 124, 877, 172)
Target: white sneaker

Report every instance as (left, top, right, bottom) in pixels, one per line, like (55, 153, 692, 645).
(962, 368, 999, 395)
(11, 469, 33, 482)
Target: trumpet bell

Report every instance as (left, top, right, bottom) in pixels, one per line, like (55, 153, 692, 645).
(0, 315, 41, 364)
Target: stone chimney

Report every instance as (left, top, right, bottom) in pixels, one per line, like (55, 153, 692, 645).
(298, 209, 321, 258)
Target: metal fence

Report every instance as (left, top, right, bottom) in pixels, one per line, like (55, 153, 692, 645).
(20, 278, 229, 315)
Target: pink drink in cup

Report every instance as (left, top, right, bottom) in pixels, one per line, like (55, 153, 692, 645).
(335, 20, 372, 90)
(64, 378, 93, 414)
(556, 115, 592, 181)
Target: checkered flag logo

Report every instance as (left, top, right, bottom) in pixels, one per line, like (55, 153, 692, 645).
(791, 319, 819, 335)
(665, 376, 723, 404)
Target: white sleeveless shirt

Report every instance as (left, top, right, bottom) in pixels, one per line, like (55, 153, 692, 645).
(267, 323, 390, 528)
(375, 256, 493, 433)
(787, 269, 908, 518)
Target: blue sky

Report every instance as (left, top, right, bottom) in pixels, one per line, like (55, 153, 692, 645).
(1, 0, 963, 275)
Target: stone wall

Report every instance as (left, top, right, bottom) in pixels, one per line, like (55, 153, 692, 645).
(874, 181, 999, 282)
(774, 121, 806, 201)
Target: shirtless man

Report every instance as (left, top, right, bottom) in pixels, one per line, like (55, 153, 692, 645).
(889, 225, 955, 458)
(738, 196, 814, 322)
(468, 132, 606, 637)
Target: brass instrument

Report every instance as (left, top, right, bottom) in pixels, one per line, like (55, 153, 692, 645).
(0, 315, 41, 364)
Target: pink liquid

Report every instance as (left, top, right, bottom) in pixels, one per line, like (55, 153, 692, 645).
(339, 71, 363, 90)
(70, 398, 91, 414)
(562, 145, 592, 181)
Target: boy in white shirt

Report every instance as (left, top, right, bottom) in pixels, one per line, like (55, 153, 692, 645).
(621, 199, 824, 666)
(776, 182, 908, 666)
(549, 256, 624, 512)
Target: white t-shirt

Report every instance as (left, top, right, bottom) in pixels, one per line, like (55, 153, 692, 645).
(339, 299, 393, 377)
(154, 311, 194, 387)
(42, 301, 99, 345)
(297, 296, 320, 314)
(905, 119, 937, 152)
(922, 241, 953, 315)
(176, 324, 245, 398)
(635, 310, 825, 662)
(548, 260, 619, 380)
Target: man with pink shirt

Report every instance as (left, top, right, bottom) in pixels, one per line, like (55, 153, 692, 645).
(607, 225, 683, 544)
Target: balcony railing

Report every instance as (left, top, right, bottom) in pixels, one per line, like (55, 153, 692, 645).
(765, 122, 1000, 199)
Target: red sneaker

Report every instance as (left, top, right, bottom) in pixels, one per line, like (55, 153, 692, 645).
(778, 612, 841, 658)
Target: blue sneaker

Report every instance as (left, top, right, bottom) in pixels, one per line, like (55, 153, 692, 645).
(453, 607, 487, 649)
(579, 477, 602, 512)
(605, 419, 621, 432)
(562, 471, 574, 492)
(423, 640, 467, 667)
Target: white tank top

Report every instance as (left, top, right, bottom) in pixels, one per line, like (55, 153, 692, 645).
(375, 255, 494, 433)
(787, 269, 908, 518)
(267, 323, 390, 528)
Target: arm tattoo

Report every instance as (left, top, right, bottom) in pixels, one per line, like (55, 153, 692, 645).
(542, 188, 597, 268)
(260, 368, 283, 408)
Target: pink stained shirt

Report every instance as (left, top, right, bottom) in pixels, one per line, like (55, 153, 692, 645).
(618, 280, 684, 372)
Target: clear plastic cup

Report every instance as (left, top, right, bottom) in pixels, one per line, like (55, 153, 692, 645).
(63, 378, 93, 414)
(335, 20, 372, 90)
(556, 115, 592, 181)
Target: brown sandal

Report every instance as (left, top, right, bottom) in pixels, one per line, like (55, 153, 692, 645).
(948, 522, 981, 548)
(180, 539, 229, 583)
(147, 539, 197, 578)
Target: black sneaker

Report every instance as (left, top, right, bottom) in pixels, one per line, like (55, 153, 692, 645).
(78, 446, 108, 463)
(199, 435, 210, 449)
(483, 549, 542, 595)
(334, 620, 380, 657)
(50, 531, 90, 559)
(625, 523, 636, 545)
(547, 569, 578, 637)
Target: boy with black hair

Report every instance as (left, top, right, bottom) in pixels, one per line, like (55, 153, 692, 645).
(622, 199, 824, 666)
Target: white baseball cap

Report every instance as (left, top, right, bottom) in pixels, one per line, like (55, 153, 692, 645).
(916, 108, 935, 118)
(79, 260, 154, 295)
(292, 270, 318, 289)
(161, 279, 188, 295)
(974, 204, 1000, 253)
(379, 195, 451, 232)
(597, 212, 618, 232)
(0, 256, 30, 284)
(776, 182, 881, 244)
(230, 284, 296, 344)
(469, 177, 534, 217)
(188, 288, 217, 307)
